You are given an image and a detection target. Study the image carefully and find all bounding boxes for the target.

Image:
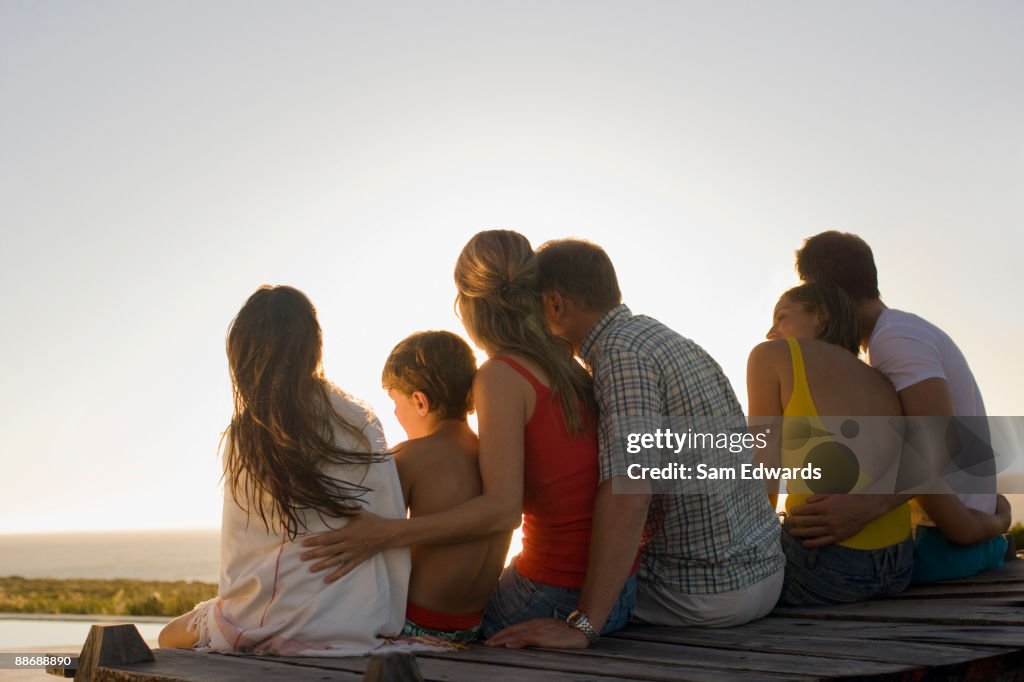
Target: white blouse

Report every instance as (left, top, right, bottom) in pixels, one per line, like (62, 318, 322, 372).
(193, 387, 410, 656)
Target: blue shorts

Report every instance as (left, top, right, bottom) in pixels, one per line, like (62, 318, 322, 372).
(778, 527, 913, 606)
(480, 557, 636, 639)
(911, 525, 1006, 585)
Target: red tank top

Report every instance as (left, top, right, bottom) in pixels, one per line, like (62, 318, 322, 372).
(493, 356, 599, 588)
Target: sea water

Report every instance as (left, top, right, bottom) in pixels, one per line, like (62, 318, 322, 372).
(0, 616, 166, 649)
(0, 529, 220, 582)
(0, 529, 219, 650)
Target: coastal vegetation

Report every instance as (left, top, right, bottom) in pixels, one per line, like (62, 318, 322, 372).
(1011, 522, 1024, 552)
(0, 576, 217, 617)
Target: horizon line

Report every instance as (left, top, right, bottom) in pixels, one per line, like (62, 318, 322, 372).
(0, 526, 221, 536)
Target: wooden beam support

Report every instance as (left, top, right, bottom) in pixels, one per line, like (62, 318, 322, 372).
(362, 651, 423, 682)
(74, 624, 154, 682)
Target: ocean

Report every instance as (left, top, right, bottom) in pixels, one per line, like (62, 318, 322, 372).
(0, 615, 166, 649)
(0, 529, 220, 583)
(0, 529, 220, 651)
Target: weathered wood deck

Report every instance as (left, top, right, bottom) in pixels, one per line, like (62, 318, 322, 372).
(53, 559, 1024, 681)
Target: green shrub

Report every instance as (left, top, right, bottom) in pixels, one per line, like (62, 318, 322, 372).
(0, 577, 217, 617)
(1010, 522, 1024, 552)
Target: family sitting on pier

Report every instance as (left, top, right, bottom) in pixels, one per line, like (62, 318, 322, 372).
(159, 230, 1011, 656)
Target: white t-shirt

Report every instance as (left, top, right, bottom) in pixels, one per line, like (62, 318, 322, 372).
(866, 308, 994, 513)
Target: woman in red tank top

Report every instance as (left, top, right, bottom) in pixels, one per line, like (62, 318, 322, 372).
(453, 230, 636, 639)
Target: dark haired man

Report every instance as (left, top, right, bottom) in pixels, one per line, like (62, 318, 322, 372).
(486, 239, 784, 649)
(789, 231, 1008, 583)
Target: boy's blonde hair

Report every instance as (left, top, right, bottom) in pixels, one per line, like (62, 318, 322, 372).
(382, 330, 477, 421)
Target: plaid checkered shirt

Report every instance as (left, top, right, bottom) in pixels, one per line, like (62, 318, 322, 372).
(579, 304, 784, 594)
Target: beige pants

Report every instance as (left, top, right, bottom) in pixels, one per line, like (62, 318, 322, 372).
(632, 568, 784, 627)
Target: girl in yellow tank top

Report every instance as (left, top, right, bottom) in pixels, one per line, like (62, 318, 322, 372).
(781, 337, 910, 550)
(749, 283, 914, 606)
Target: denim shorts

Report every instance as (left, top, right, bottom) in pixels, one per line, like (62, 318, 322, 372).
(778, 527, 913, 606)
(480, 557, 637, 638)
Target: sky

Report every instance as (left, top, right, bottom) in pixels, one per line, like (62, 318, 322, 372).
(2, 2, 1022, 533)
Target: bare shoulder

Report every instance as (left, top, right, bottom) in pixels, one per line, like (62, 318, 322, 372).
(798, 338, 868, 375)
(398, 424, 478, 467)
(476, 356, 517, 381)
(391, 438, 423, 486)
(482, 353, 551, 379)
(391, 436, 433, 464)
(475, 355, 537, 391)
(801, 339, 902, 415)
(748, 339, 790, 368)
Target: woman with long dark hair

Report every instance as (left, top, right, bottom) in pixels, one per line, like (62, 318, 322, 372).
(159, 285, 409, 655)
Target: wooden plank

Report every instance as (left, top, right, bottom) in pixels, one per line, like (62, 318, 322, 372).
(418, 649, 812, 682)
(274, 652, 661, 682)
(52, 627, 1021, 682)
(896, 582, 1024, 599)
(552, 637, 913, 677)
(934, 561, 1024, 585)
(415, 639, 901, 679)
(46, 570, 1024, 682)
(73, 641, 1024, 682)
(772, 599, 1024, 626)
(894, 595, 1024, 607)
(610, 624, 1010, 667)
(734, 618, 1024, 648)
(93, 649, 362, 681)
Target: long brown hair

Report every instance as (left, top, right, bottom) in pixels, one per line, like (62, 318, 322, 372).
(454, 230, 593, 433)
(223, 285, 383, 538)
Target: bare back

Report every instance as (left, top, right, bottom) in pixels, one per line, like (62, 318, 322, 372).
(782, 339, 902, 417)
(394, 421, 511, 614)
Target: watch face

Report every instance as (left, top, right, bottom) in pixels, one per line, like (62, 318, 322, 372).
(565, 610, 598, 641)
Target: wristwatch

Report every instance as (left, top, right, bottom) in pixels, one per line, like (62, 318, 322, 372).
(565, 609, 600, 643)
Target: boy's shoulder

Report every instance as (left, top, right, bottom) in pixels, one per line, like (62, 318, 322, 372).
(394, 423, 478, 465)
(392, 435, 434, 463)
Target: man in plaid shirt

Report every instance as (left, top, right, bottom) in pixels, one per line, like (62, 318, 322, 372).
(486, 238, 783, 650)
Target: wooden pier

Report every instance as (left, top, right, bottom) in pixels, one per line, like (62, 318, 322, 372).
(52, 559, 1024, 681)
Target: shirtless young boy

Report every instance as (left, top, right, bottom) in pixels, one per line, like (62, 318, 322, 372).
(382, 330, 511, 642)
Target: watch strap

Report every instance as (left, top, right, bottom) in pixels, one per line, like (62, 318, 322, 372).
(565, 609, 599, 643)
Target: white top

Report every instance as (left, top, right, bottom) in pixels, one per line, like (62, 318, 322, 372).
(866, 308, 994, 513)
(197, 386, 411, 656)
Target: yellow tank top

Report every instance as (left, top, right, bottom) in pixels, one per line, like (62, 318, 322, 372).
(781, 338, 910, 550)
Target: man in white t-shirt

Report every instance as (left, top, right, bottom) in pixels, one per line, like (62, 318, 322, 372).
(784, 231, 1009, 582)
(867, 307, 994, 513)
